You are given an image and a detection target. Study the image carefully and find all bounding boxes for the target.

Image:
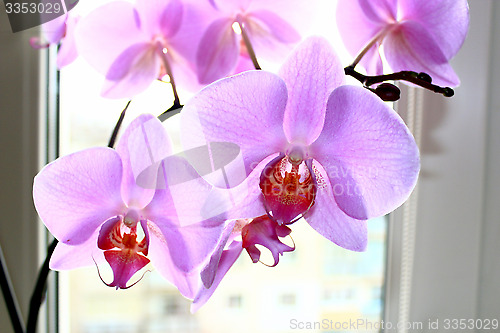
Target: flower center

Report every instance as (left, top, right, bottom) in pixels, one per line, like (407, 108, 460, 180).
(96, 216, 149, 289)
(259, 153, 316, 225)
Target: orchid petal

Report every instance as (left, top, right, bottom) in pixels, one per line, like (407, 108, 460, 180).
(144, 155, 225, 226)
(358, 0, 397, 23)
(196, 17, 239, 84)
(56, 15, 79, 68)
(142, 156, 227, 272)
(161, 220, 226, 273)
(33, 148, 124, 245)
(305, 161, 367, 251)
(49, 227, 106, 270)
(102, 42, 160, 98)
(117, 114, 170, 207)
(191, 241, 243, 313)
(279, 36, 344, 145)
(336, 0, 384, 67)
(146, 222, 198, 298)
(399, 0, 469, 59)
(41, 14, 67, 44)
(384, 20, 460, 87)
(202, 154, 276, 221)
(246, 10, 301, 44)
(135, 0, 183, 38)
(75, 1, 146, 75)
(311, 85, 419, 220)
(200, 220, 237, 288)
(181, 70, 288, 187)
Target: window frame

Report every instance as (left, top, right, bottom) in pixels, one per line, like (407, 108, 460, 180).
(384, 1, 500, 330)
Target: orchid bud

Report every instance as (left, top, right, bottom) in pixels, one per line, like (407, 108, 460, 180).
(373, 83, 401, 102)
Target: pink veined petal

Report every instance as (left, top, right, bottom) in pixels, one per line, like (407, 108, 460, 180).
(191, 240, 243, 313)
(196, 17, 239, 84)
(200, 220, 237, 288)
(144, 155, 226, 226)
(33, 148, 125, 245)
(305, 160, 368, 252)
(144, 159, 227, 273)
(358, 0, 398, 23)
(117, 114, 171, 207)
(384, 20, 460, 87)
(160, 220, 226, 273)
(398, 0, 469, 60)
(203, 154, 276, 221)
(135, 0, 183, 38)
(246, 0, 316, 36)
(165, 0, 221, 92)
(279, 36, 344, 145)
(102, 42, 161, 98)
(75, 1, 146, 75)
(181, 70, 288, 187)
(232, 51, 255, 75)
(56, 15, 79, 69)
(146, 222, 199, 298)
(49, 227, 108, 270)
(336, 0, 385, 64)
(310, 85, 420, 220)
(242, 10, 301, 62)
(246, 10, 301, 44)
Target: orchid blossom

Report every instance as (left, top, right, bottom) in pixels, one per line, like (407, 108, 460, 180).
(182, 36, 420, 253)
(337, 0, 469, 87)
(75, 0, 206, 99)
(196, 0, 313, 84)
(30, 13, 80, 68)
(33, 114, 226, 297)
(188, 213, 294, 312)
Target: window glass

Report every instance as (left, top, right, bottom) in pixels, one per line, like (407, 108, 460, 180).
(57, 1, 387, 332)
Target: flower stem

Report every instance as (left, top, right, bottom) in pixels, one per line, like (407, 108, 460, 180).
(344, 66, 454, 97)
(237, 19, 261, 70)
(0, 244, 26, 333)
(349, 25, 392, 68)
(26, 239, 58, 333)
(157, 46, 181, 109)
(108, 100, 131, 148)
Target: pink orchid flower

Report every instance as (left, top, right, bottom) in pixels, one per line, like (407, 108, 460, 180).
(188, 213, 294, 312)
(182, 36, 420, 254)
(75, 0, 206, 98)
(33, 114, 226, 296)
(196, 0, 311, 84)
(337, 0, 469, 87)
(31, 13, 80, 69)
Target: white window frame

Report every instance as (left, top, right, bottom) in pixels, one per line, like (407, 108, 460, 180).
(385, 0, 500, 330)
(0, 7, 58, 333)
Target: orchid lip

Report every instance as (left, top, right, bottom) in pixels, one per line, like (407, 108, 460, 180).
(259, 153, 317, 225)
